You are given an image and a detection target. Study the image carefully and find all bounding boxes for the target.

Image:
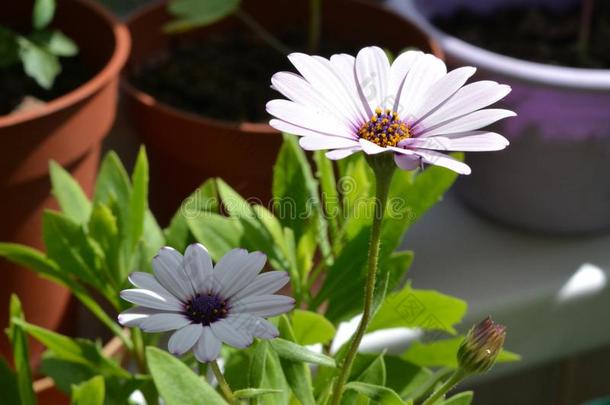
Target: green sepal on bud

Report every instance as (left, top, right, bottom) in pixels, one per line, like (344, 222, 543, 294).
(457, 316, 506, 375)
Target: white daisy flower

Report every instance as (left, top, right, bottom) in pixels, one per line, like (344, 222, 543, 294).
(118, 244, 294, 362)
(266, 46, 515, 174)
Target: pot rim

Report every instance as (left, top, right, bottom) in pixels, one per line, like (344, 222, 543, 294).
(400, 0, 610, 91)
(122, 0, 444, 135)
(0, 0, 131, 128)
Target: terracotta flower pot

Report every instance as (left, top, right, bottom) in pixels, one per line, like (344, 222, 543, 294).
(399, 0, 610, 234)
(123, 0, 439, 225)
(0, 0, 130, 365)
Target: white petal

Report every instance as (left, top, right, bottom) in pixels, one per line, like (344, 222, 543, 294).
(271, 71, 356, 128)
(394, 153, 420, 171)
(420, 109, 516, 137)
(359, 138, 390, 155)
(153, 247, 193, 302)
(168, 324, 202, 355)
(139, 313, 191, 332)
(215, 250, 266, 298)
(413, 149, 472, 175)
(299, 136, 360, 151)
(413, 66, 476, 119)
(183, 243, 214, 293)
(210, 317, 254, 349)
(418, 81, 511, 129)
(355, 46, 391, 115)
(269, 118, 352, 139)
(232, 314, 279, 340)
(329, 53, 369, 123)
(388, 50, 424, 111)
(410, 132, 509, 151)
(194, 327, 222, 363)
(120, 289, 184, 311)
(397, 53, 447, 118)
(266, 99, 354, 138)
(128, 272, 175, 298)
(222, 251, 267, 298)
(231, 294, 295, 317)
(326, 147, 362, 160)
(289, 53, 365, 128)
(117, 307, 159, 327)
(232, 271, 290, 301)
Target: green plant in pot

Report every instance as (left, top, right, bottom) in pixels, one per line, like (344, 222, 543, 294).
(122, 0, 435, 224)
(0, 0, 78, 113)
(401, 0, 610, 233)
(0, 0, 129, 369)
(2, 42, 521, 403)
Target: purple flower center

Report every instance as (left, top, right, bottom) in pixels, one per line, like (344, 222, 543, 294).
(184, 293, 229, 326)
(358, 107, 411, 147)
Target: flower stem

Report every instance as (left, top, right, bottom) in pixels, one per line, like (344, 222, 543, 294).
(421, 369, 467, 405)
(235, 9, 291, 55)
(131, 328, 147, 373)
(330, 155, 395, 405)
(210, 360, 238, 404)
(309, 0, 322, 53)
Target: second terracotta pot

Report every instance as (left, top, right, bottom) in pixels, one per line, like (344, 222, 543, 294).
(123, 0, 438, 224)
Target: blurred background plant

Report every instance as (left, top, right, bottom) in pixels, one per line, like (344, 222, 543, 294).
(0, 0, 78, 90)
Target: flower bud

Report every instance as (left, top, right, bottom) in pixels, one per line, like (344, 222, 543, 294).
(457, 316, 506, 375)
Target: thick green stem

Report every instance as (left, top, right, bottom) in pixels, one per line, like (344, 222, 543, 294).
(309, 0, 322, 53)
(210, 360, 238, 404)
(235, 9, 290, 55)
(421, 369, 467, 405)
(330, 155, 395, 405)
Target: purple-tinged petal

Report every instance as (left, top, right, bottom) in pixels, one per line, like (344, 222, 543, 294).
(139, 313, 191, 332)
(355, 46, 390, 116)
(299, 136, 360, 151)
(168, 324, 202, 355)
(193, 327, 222, 362)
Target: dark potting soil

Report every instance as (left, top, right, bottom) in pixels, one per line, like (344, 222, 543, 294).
(433, 2, 610, 69)
(0, 56, 92, 116)
(130, 31, 361, 123)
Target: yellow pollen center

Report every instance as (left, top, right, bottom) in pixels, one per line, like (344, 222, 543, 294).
(357, 108, 411, 147)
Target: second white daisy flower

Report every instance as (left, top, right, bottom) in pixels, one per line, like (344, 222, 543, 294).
(118, 244, 294, 362)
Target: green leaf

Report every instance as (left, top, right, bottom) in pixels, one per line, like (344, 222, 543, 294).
(0, 27, 20, 67)
(43, 211, 103, 290)
(71, 376, 105, 405)
(8, 295, 36, 405)
(93, 152, 131, 210)
(127, 147, 149, 251)
(234, 388, 283, 399)
(165, 179, 218, 251)
(0, 243, 60, 281)
(342, 352, 386, 405)
(165, 0, 240, 32)
(441, 391, 474, 405)
(344, 382, 405, 405)
(50, 160, 91, 224)
(384, 355, 432, 398)
(188, 213, 244, 261)
(248, 340, 268, 389)
(313, 151, 340, 240)
(401, 337, 520, 369)
(273, 135, 331, 262)
(146, 347, 227, 405)
(42, 30, 78, 56)
(270, 338, 335, 368)
(0, 358, 20, 405)
(368, 284, 467, 334)
(17, 36, 60, 89)
(277, 317, 315, 405)
(12, 318, 130, 379)
(291, 310, 336, 346)
(33, 0, 56, 29)
(88, 203, 120, 286)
